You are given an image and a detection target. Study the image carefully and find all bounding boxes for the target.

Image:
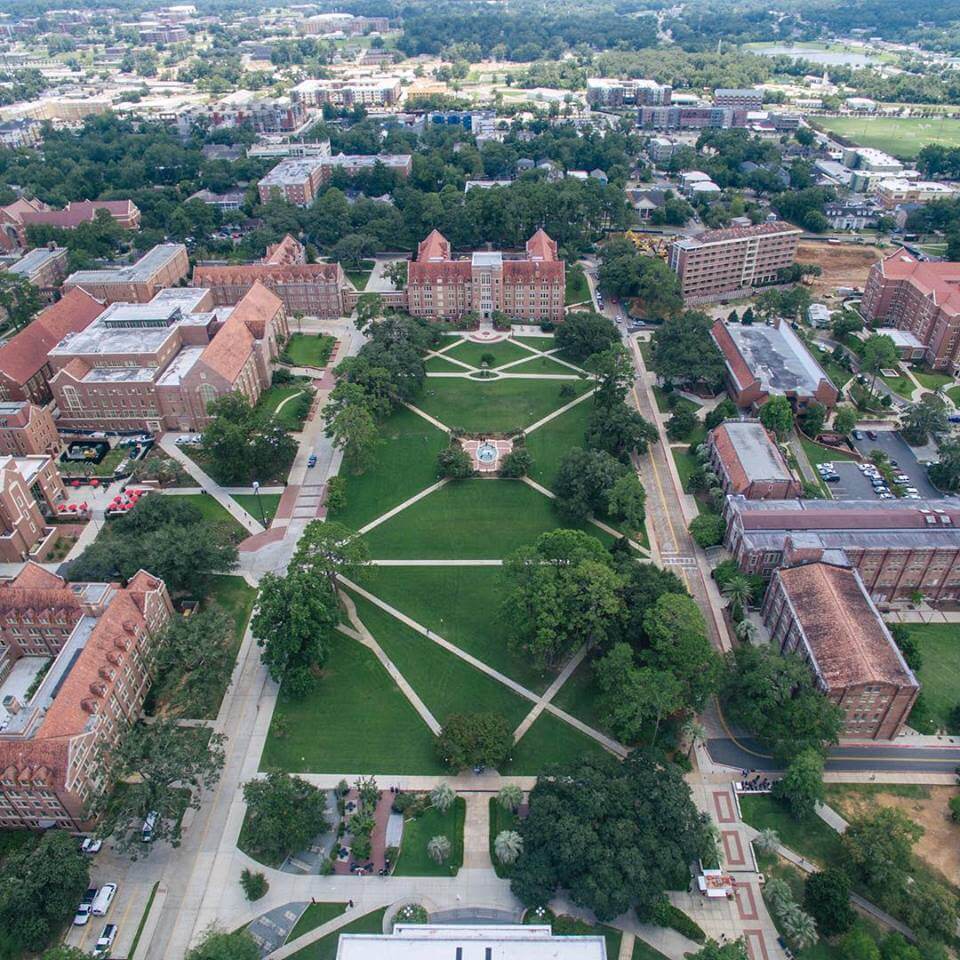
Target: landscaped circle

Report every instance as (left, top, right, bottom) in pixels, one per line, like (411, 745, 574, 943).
(477, 442, 498, 465)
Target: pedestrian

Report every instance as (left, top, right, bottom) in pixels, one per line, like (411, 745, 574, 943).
(311, 897, 316, 904)
(348, 899, 354, 908)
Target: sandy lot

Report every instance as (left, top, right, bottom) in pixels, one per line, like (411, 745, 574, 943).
(796, 242, 885, 301)
(827, 785, 960, 885)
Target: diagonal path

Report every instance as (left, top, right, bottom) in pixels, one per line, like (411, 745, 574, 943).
(357, 479, 450, 535)
(523, 386, 596, 434)
(403, 401, 450, 433)
(512, 644, 588, 741)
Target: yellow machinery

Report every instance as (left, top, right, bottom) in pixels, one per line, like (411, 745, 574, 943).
(625, 230, 669, 260)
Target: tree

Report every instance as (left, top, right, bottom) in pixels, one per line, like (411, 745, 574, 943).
(186, 927, 260, 960)
(252, 571, 339, 687)
(242, 772, 331, 864)
(431, 782, 456, 812)
(650, 312, 725, 390)
(782, 908, 818, 951)
(832, 312, 864, 338)
(0, 271, 42, 332)
(861, 334, 899, 398)
(586, 404, 658, 461)
(721, 575, 753, 621)
(384, 259, 407, 290)
(511, 751, 711, 922)
(929, 436, 960, 491)
(437, 712, 513, 770)
(705, 398, 737, 431)
(40, 949, 93, 960)
(437, 444, 474, 479)
(586, 344, 634, 407)
(354, 292, 383, 333)
(499, 447, 533, 477)
(290, 520, 370, 593)
(842, 807, 922, 892)
(240, 869, 269, 901)
(758, 395, 794, 440)
(667, 407, 698, 441)
(498, 784, 523, 812)
(325, 402, 379, 474)
(802, 402, 827, 438)
(554, 447, 629, 521)
(688, 942, 750, 960)
(889, 623, 922, 672)
(833, 406, 857, 435)
(901, 394, 949, 446)
(606, 473, 646, 533)
(804, 868, 854, 936)
(428, 835, 451, 863)
(754, 828, 780, 854)
(618, 562, 688, 650)
(555, 311, 619, 361)
(0, 831, 89, 953)
(688, 513, 725, 548)
(773, 747, 825, 821)
(97, 720, 225, 853)
(495, 830, 524, 864)
(839, 928, 881, 960)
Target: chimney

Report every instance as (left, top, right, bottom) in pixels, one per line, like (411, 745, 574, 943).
(2, 694, 20, 715)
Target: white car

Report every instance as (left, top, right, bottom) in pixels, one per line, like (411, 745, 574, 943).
(175, 434, 202, 446)
(93, 923, 117, 959)
(74, 887, 97, 926)
(81, 837, 102, 854)
(905, 488, 920, 495)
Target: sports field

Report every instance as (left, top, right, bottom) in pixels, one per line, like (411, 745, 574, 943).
(814, 115, 960, 159)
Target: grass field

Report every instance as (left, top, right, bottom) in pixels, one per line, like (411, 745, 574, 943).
(912, 369, 954, 392)
(174, 493, 248, 540)
(346, 260, 375, 291)
(289, 907, 387, 960)
(351, 566, 550, 692)
(443, 338, 535, 369)
(350, 594, 532, 729)
(526, 395, 593, 490)
(260, 633, 444, 774)
(413, 376, 590, 433)
(361, 478, 612, 559)
(394, 796, 466, 876)
(815, 115, 960, 159)
(286, 903, 348, 944)
(551, 657, 608, 733)
(898, 623, 960, 733)
(258, 384, 311, 431)
(425, 354, 471, 372)
(231, 492, 281, 523)
(565, 269, 591, 305)
(505, 710, 611, 773)
(798, 435, 857, 469)
(632, 940, 671, 960)
(739, 794, 843, 867)
(58, 444, 128, 477)
(671, 448, 699, 492)
(284, 333, 335, 368)
(327, 406, 447, 531)
(513, 336, 556, 351)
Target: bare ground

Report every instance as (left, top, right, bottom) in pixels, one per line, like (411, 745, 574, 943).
(796, 242, 885, 301)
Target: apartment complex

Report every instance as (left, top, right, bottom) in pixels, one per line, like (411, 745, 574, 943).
(714, 88, 764, 110)
(5, 246, 68, 300)
(406, 229, 565, 323)
(0, 199, 141, 252)
(193, 235, 347, 318)
(711, 317, 839, 410)
(707, 420, 802, 500)
(178, 95, 306, 136)
(724, 496, 960, 601)
(0, 456, 64, 561)
(0, 402, 59, 456)
(669, 222, 801, 303)
(63, 244, 190, 305)
(49, 282, 288, 433)
(639, 106, 737, 130)
(290, 77, 402, 108)
(861, 250, 960, 370)
(298, 13, 390, 35)
(257, 152, 412, 206)
(586, 77, 672, 107)
(0, 288, 105, 405)
(762, 562, 919, 739)
(875, 178, 956, 209)
(0, 564, 173, 829)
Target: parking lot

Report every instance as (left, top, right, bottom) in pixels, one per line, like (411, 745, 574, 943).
(830, 461, 879, 500)
(850, 430, 941, 499)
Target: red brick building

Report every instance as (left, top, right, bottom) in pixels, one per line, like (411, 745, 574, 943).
(63, 244, 190, 305)
(0, 564, 173, 829)
(669, 222, 801, 303)
(762, 562, 919, 739)
(0, 199, 140, 251)
(193, 236, 347, 318)
(257, 153, 412, 206)
(406, 229, 565, 322)
(862, 250, 960, 371)
(0, 455, 65, 562)
(0, 288, 105, 404)
(707, 420, 801, 500)
(0, 402, 59, 456)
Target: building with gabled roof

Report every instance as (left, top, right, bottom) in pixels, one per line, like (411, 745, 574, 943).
(0, 199, 140, 251)
(707, 419, 801, 500)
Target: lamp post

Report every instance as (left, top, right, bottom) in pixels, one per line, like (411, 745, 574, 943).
(252, 480, 267, 527)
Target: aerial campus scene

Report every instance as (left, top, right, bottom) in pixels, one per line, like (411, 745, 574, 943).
(6, 2, 960, 960)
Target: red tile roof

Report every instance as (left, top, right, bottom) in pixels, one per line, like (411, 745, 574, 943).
(0, 288, 103, 385)
(229, 280, 283, 339)
(526, 228, 557, 261)
(777, 563, 916, 690)
(417, 229, 451, 262)
(710, 319, 756, 391)
(193, 263, 341, 285)
(408, 260, 471, 284)
(17, 200, 135, 230)
(877, 249, 960, 316)
(502, 260, 563, 282)
(265, 234, 306, 266)
(200, 311, 255, 383)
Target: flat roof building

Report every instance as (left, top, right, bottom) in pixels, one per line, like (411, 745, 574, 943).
(5, 246, 68, 299)
(63, 244, 190, 305)
(707, 419, 801, 500)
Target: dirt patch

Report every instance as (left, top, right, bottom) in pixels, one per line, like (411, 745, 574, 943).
(827, 785, 960, 885)
(796, 242, 885, 301)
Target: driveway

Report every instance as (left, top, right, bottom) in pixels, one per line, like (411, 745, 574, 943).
(850, 431, 941, 498)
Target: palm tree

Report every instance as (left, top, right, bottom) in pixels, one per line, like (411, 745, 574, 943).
(427, 834, 451, 864)
(722, 575, 754, 613)
(494, 830, 524, 864)
(430, 783, 456, 812)
(681, 717, 706, 759)
(497, 784, 523, 813)
(783, 908, 818, 950)
(754, 827, 780, 854)
(764, 878, 794, 916)
(735, 619, 756, 642)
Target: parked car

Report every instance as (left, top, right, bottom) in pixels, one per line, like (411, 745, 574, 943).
(93, 923, 117, 959)
(852, 430, 863, 440)
(905, 488, 920, 495)
(823, 474, 840, 482)
(879, 492, 895, 499)
(866, 430, 878, 440)
(307, 454, 317, 468)
(74, 888, 97, 926)
(91, 883, 117, 916)
(81, 837, 102, 855)
(175, 434, 202, 446)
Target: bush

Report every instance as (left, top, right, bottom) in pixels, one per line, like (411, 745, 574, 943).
(325, 475, 347, 513)
(949, 795, 960, 824)
(804, 868, 854, 936)
(540, 320, 555, 332)
(437, 444, 474, 479)
(272, 368, 294, 385)
(240, 869, 268, 901)
(666, 408, 697, 441)
(392, 792, 418, 814)
(351, 833, 372, 860)
(392, 903, 428, 927)
(688, 513, 725, 548)
(650, 900, 706, 943)
(499, 448, 533, 478)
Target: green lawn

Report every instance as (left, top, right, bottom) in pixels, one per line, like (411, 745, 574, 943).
(258, 384, 311, 431)
(565, 269, 591, 305)
(327, 406, 447, 531)
(413, 376, 590, 433)
(425, 354, 471, 372)
(652, 386, 701, 416)
(880, 371, 915, 399)
(896, 623, 960, 733)
(58, 443, 129, 477)
(638, 338, 653, 365)
(361, 478, 612, 560)
(231, 492, 281, 523)
(526, 395, 592, 491)
(346, 260, 375, 290)
(283, 333, 335, 368)
(506, 710, 612, 774)
(393, 797, 465, 876)
(442, 338, 536, 370)
(633, 940, 671, 960)
(173, 493, 247, 540)
(948, 385, 960, 406)
(286, 903, 348, 944)
(814, 115, 960, 159)
(797, 435, 857, 469)
(260, 633, 444, 774)
(352, 566, 551, 692)
(551, 656, 608, 733)
(911, 368, 954, 392)
(206, 574, 257, 645)
(513, 336, 556, 351)
(349, 594, 533, 729)
(738, 794, 843, 867)
(289, 907, 387, 960)
(505, 353, 578, 375)
(488, 798, 520, 878)
(671, 448, 700, 492)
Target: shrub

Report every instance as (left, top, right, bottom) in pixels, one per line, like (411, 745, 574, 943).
(392, 792, 418, 814)
(650, 900, 705, 943)
(949, 795, 960, 824)
(437, 444, 474, 479)
(240, 869, 268, 901)
(325, 476, 347, 513)
(351, 834, 372, 860)
(688, 513, 725, 548)
(499, 448, 533, 478)
(272, 368, 294, 385)
(559, 383, 576, 399)
(392, 903, 428, 927)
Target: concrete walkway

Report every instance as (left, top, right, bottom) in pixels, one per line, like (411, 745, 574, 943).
(357, 479, 449, 535)
(524, 387, 596, 435)
(462, 793, 493, 870)
(512, 645, 588, 741)
(403, 402, 450, 433)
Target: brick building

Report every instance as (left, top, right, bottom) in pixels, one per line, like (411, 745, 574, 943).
(762, 562, 919, 739)
(724, 496, 960, 602)
(0, 402, 59, 456)
(0, 288, 105, 404)
(711, 318, 838, 410)
(0, 199, 140, 251)
(193, 236, 347, 318)
(177, 96, 306, 136)
(861, 250, 960, 371)
(0, 564, 173, 829)
(638, 106, 738, 130)
(290, 77, 402, 108)
(714, 88, 764, 110)
(48, 282, 288, 433)
(63, 244, 190, 305)
(406, 229, 565, 322)
(586, 78, 672, 107)
(5, 246, 68, 301)
(707, 420, 802, 500)
(257, 153, 412, 206)
(0, 455, 64, 561)
(669, 222, 801, 303)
